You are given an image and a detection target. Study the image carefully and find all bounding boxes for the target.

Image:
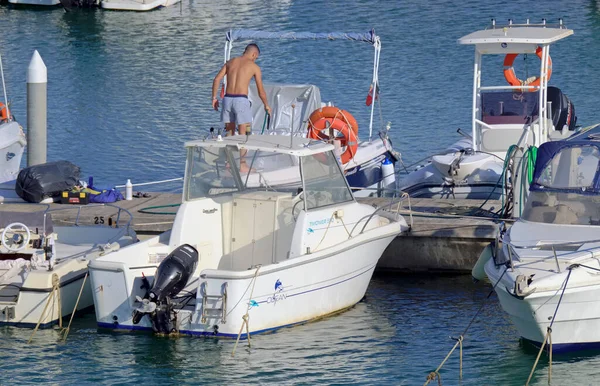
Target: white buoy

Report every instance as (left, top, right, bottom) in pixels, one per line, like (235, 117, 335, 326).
(26, 50, 47, 167)
(125, 179, 133, 200)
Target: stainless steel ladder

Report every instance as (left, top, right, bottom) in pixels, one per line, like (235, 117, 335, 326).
(200, 282, 227, 324)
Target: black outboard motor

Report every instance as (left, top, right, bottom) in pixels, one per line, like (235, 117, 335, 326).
(132, 244, 198, 334)
(547, 86, 577, 131)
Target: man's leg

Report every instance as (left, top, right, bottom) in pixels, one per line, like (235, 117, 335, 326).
(225, 122, 236, 136)
(238, 123, 251, 172)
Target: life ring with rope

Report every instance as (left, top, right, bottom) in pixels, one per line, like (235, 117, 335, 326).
(308, 108, 358, 164)
(308, 106, 358, 135)
(503, 46, 552, 91)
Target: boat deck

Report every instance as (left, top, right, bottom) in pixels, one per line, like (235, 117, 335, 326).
(0, 194, 502, 273)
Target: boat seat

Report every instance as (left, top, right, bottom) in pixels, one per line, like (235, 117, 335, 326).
(481, 128, 534, 153)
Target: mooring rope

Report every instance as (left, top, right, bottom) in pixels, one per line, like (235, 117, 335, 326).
(61, 272, 88, 342)
(28, 273, 60, 344)
(525, 267, 574, 386)
(232, 265, 261, 357)
(423, 267, 508, 385)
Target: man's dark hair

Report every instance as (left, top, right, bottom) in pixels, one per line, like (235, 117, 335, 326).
(244, 43, 261, 55)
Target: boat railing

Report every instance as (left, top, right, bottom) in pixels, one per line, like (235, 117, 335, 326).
(6, 202, 134, 236)
(349, 191, 412, 236)
(487, 18, 568, 30)
(497, 236, 600, 272)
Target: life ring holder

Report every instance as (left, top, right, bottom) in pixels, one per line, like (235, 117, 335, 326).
(503, 46, 552, 92)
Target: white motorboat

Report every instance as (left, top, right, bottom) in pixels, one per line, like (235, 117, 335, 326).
(399, 20, 577, 201)
(100, 0, 180, 11)
(483, 138, 600, 352)
(88, 135, 407, 337)
(7, 0, 60, 5)
(0, 205, 136, 328)
(0, 53, 26, 187)
(0, 120, 26, 186)
(217, 30, 399, 198)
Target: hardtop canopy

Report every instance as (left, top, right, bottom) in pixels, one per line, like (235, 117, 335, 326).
(184, 135, 333, 157)
(458, 22, 573, 54)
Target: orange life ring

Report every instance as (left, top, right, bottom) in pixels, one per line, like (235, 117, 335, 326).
(308, 106, 358, 135)
(308, 117, 358, 164)
(0, 102, 8, 122)
(503, 46, 552, 91)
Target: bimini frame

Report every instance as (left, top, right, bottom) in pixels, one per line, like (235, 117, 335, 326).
(223, 29, 382, 141)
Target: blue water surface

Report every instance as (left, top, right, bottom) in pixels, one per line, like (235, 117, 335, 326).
(3, 0, 600, 384)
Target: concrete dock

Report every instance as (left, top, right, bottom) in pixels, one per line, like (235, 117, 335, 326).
(0, 194, 503, 273)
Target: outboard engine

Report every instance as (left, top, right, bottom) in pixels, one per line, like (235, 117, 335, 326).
(548, 86, 577, 131)
(132, 244, 198, 334)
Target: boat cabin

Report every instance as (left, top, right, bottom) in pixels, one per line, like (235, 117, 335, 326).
(174, 135, 377, 272)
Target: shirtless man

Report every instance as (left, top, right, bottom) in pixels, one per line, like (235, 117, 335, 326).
(211, 43, 272, 138)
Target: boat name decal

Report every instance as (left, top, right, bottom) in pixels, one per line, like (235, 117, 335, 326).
(308, 218, 332, 228)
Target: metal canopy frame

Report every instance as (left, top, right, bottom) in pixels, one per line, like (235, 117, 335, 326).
(461, 20, 573, 152)
(223, 29, 382, 140)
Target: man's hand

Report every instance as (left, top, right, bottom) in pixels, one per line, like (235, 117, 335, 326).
(212, 98, 219, 111)
(265, 105, 272, 116)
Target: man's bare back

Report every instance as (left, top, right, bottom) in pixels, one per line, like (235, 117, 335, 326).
(211, 43, 271, 136)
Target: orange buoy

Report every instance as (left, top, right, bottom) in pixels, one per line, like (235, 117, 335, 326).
(503, 46, 552, 91)
(308, 106, 358, 135)
(0, 102, 8, 122)
(308, 117, 358, 164)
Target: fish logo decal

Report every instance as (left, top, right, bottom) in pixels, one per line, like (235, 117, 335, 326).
(275, 279, 284, 292)
(6, 152, 15, 162)
(307, 228, 314, 234)
(249, 300, 259, 308)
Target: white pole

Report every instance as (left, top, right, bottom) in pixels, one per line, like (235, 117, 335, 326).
(368, 37, 380, 141)
(27, 50, 47, 167)
(471, 50, 481, 151)
(537, 45, 547, 146)
(0, 54, 11, 121)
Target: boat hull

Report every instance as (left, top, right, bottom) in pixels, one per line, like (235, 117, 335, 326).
(0, 269, 93, 328)
(487, 262, 600, 353)
(91, 232, 397, 337)
(100, 0, 179, 11)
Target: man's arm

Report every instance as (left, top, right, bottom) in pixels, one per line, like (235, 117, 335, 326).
(212, 64, 227, 111)
(254, 66, 271, 115)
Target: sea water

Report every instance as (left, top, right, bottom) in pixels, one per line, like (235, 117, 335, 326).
(2, 0, 600, 384)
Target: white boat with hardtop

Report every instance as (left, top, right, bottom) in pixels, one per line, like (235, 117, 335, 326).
(88, 135, 407, 337)
(399, 20, 577, 201)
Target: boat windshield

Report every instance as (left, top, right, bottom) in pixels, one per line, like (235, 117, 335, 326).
(301, 151, 353, 210)
(481, 91, 539, 125)
(522, 145, 600, 225)
(185, 145, 299, 200)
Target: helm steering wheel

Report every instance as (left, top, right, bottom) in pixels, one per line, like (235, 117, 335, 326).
(1, 222, 31, 252)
